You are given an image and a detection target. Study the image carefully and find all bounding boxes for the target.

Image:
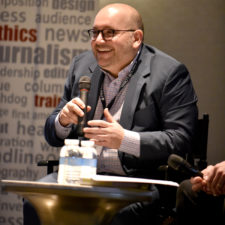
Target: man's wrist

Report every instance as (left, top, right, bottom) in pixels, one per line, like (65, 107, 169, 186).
(119, 129, 140, 157)
(55, 113, 72, 139)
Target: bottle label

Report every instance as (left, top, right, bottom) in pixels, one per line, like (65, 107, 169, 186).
(57, 139, 97, 185)
(58, 156, 97, 184)
(60, 157, 97, 167)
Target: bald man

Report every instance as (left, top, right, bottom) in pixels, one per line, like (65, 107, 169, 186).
(25, 3, 198, 225)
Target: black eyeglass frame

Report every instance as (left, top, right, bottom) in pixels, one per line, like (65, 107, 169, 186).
(87, 29, 136, 40)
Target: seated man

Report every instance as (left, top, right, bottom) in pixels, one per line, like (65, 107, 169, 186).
(176, 161, 225, 225)
(24, 3, 198, 225)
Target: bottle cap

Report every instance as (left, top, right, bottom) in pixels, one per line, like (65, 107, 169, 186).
(81, 140, 95, 147)
(64, 139, 79, 146)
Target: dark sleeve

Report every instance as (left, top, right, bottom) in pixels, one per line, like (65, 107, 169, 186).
(121, 63, 198, 177)
(141, 64, 198, 156)
(44, 57, 79, 147)
(141, 65, 198, 149)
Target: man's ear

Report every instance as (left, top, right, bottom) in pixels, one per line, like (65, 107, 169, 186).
(133, 29, 144, 48)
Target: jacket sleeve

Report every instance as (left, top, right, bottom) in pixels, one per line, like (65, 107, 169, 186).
(44, 57, 79, 147)
(44, 51, 97, 147)
(120, 63, 198, 178)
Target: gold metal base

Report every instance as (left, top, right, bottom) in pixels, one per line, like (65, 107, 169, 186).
(1, 180, 153, 225)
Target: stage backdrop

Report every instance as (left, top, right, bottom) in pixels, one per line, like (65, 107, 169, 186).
(0, 1, 99, 224)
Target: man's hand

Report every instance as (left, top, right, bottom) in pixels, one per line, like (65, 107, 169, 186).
(191, 161, 225, 196)
(59, 97, 91, 127)
(83, 108, 125, 149)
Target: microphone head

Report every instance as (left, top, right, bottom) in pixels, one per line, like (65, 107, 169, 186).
(79, 76, 91, 90)
(168, 154, 203, 178)
(168, 154, 185, 171)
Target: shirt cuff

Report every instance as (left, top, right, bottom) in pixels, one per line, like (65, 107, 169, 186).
(55, 113, 72, 139)
(119, 129, 140, 157)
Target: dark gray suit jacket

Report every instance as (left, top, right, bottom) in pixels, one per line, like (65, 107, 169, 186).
(44, 44, 198, 178)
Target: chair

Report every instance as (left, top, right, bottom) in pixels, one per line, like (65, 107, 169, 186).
(37, 159, 59, 174)
(187, 113, 209, 170)
(159, 113, 209, 178)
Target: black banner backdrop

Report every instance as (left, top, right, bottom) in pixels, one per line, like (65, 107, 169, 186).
(0, 0, 99, 224)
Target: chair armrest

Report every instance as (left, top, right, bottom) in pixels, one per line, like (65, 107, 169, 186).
(37, 160, 59, 174)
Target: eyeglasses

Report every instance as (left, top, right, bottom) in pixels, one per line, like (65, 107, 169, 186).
(87, 29, 136, 41)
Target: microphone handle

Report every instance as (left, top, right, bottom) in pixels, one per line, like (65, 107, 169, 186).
(186, 166, 204, 178)
(77, 89, 88, 137)
(179, 159, 204, 178)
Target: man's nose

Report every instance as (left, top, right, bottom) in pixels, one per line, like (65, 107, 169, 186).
(95, 31, 105, 42)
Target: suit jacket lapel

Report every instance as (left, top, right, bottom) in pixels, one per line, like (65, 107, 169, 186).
(120, 71, 146, 129)
(120, 46, 154, 129)
(87, 65, 104, 120)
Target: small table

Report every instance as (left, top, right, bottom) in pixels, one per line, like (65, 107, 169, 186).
(1, 179, 156, 225)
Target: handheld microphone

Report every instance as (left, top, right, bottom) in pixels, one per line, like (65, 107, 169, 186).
(168, 154, 203, 178)
(77, 76, 91, 137)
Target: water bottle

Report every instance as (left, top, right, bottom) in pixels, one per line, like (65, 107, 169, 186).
(57, 139, 97, 185)
(80, 140, 97, 184)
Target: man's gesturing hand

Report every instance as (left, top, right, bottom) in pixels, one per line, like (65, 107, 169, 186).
(83, 108, 125, 149)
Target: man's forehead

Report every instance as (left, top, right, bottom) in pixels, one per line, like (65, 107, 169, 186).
(94, 7, 129, 28)
(107, 7, 119, 15)
(96, 6, 120, 19)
